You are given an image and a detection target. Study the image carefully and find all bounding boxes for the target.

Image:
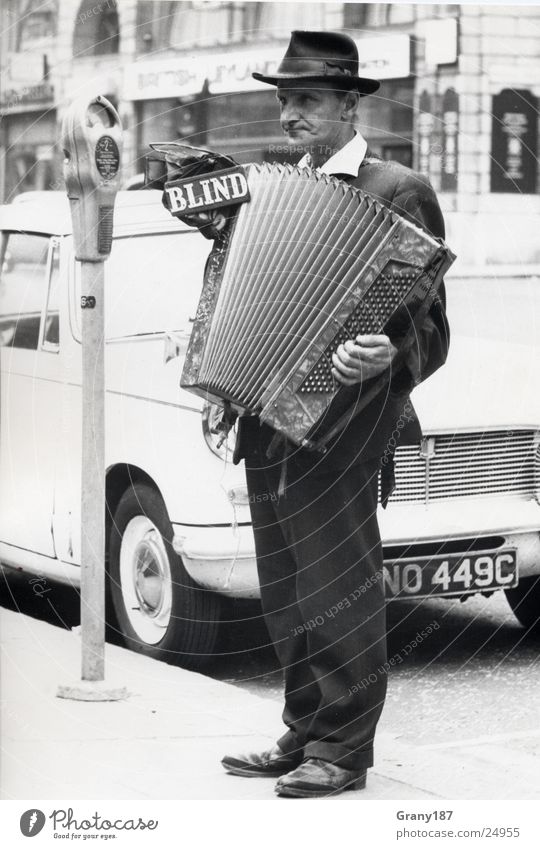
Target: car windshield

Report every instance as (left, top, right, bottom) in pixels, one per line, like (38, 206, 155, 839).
(74, 230, 209, 339)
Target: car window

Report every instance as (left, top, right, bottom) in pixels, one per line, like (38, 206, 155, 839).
(0, 232, 50, 349)
(43, 242, 60, 348)
(73, 231, 209, 340)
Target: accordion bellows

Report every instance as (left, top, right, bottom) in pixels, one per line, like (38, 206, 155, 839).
(181, 162, 454, 449)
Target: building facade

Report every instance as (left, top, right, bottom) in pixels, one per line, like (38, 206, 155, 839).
(1, 1, 539, 264)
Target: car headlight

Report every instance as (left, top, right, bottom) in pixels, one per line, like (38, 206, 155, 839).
(202, 401, 237, 460)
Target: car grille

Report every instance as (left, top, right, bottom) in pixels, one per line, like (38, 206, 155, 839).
(389, 429, 539, 504)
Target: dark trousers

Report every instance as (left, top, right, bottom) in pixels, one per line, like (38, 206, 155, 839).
(245, 448, 387, 771)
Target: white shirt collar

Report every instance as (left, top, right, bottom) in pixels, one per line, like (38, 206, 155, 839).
(298, 131, 367, 177)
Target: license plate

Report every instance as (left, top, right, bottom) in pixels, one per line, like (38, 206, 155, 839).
(383, 549, 518, 599)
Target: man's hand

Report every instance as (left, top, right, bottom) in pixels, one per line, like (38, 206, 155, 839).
(176, 210, 228, 240)
(331, 334, 398, 386)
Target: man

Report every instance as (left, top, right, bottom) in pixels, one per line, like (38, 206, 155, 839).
(220, 30, 450, 798)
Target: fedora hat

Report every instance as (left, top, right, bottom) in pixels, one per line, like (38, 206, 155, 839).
(252, 30, 380, 96)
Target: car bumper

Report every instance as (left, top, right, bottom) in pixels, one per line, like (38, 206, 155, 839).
(172, 524, 259, 598)
(172, 496, 540, 599)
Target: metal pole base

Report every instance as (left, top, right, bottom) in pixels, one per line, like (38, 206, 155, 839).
(56, 681, 130, 702)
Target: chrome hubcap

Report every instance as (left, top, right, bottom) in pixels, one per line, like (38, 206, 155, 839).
(133, 531, 168, 616)
(119, 516, 173, 645)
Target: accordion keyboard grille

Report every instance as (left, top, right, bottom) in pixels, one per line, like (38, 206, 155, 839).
(300, 271, 416, 394)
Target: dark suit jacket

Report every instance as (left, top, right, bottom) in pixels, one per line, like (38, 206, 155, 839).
(234, 153, 450, 472)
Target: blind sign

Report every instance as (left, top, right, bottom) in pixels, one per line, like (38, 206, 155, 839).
(163, 166, 250, 216)
(490, 88, 538, 193)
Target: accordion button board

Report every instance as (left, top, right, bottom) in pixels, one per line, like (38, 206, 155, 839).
(299, 267, 419, 395)
(181, 162, 455, 450)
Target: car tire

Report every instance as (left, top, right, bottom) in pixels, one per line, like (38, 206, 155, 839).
(108, 483, 222, 669)
(505, 576, 540, 632)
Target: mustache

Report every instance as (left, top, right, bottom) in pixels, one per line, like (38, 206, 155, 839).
(282, 123, 311, 132)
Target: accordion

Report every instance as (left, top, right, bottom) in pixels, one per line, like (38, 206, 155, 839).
(179, 161, 455, 451)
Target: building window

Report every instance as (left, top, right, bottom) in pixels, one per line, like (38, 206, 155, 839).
(344, 3, 416, 29)
(4, 145, 54, 201)
(16, 0, 57, 50)
(136, 97, 208, 167)
(357, 78, 414, 166)
(169, 2, 267, 47)
(352, 5, 390, 27)
(207, 90, 284, 162)
(230, 2, 266, 41)
(137, 2, 326, 50)
(433, 4, 460, 18)
(388, 5, 416, 24)
(136, 1, 178, 53)
(73, 0, 119, 57)
(343, 4, 369, 29)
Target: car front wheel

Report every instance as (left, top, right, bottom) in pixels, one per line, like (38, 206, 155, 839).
(108, 483, 222, 669)
(505, 576, 540, 632)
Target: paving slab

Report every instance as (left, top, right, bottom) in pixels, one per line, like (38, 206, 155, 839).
(1, 609, 538, 800)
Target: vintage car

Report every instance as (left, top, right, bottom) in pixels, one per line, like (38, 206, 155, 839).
(1, 190, 539, 669)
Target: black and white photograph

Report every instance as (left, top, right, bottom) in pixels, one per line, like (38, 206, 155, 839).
(0, 0, 539, 842)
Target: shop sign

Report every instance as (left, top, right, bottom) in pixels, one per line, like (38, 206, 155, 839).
(124, 57, 206, 100)
(209, 49, 282, 94)
(441, 88, 459, 192)
(490, 88, 538, 193)
(124, 49, 282, 100)
(125, 34, 411, 101)
(0, 82, 54, 113)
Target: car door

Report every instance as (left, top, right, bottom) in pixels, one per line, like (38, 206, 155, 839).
(0, 231, 62, 556)
(55, 228, 208, 566)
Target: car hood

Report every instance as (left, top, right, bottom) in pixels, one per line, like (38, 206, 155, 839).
(106, 333, 538, 435)
(412, 334, 539, 432)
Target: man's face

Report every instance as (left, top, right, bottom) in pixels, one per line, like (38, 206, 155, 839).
(276, 80, 349, 157)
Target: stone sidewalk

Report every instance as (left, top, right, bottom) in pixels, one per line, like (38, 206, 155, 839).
(1, 609, 538, 800)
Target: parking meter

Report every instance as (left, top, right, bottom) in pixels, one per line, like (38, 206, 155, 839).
(57, 95, 127, 702)
(61, 94, 122, 261)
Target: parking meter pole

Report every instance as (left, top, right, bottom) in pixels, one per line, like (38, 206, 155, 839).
(80, 260, 106, 683)
(57, 95, 127, 702)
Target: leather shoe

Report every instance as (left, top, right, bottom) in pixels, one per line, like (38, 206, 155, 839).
(221, 743, 303, 778)
(275, 757, 367, 797)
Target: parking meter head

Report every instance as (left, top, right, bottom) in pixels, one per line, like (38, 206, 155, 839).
(61, 95, 123, 261)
